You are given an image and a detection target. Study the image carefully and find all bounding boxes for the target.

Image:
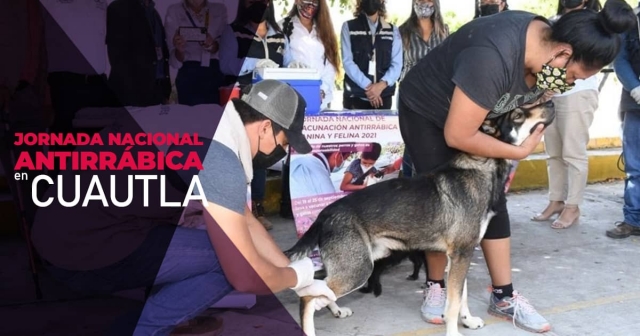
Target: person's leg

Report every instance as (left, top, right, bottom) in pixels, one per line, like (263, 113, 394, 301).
(133, 227, 234, 336)
(381, 95, 393, 109)
(398, 98, 454, 324)
(175, 64, 196, 106)
(482, 196, 551, 333)
(46, 225, 233, 335)
(606, 110, 640, 238)
(402, 149, 413, 178)
(350, 97, 375, 110)
(532, 95, 567, 221)
(553, 90, 597, 229)
(251, 168, 272, 230)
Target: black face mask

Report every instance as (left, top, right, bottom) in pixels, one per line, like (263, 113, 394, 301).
(247, 2, 268, 24)
(562, 0, 584, 9)
(480, 4, 500, 16)
(362, 0, 381, 16)
(253, 130, 287, 169)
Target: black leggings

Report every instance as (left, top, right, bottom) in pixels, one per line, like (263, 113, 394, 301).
(398, 99, 511, 240)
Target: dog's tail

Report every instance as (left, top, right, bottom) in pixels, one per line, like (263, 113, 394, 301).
(284, 213, 326, 261)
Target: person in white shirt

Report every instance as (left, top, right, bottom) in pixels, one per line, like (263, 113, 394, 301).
(531, 0, 602, 229)
(290, 151, 349, 199)
(279, 0, 340, 110)
(164, 0, 228, 106)
(219, 0, 294, 230)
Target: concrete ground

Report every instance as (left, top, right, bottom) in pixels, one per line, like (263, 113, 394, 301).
(2, 181, 637, 336)
(271, 180, 640, 336)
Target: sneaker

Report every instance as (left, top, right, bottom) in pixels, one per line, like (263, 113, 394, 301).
(606, 221, 640, 239)
(252, 201, 273, 231)
(488, 291, 551, 333)
(420, 283, 446, 324)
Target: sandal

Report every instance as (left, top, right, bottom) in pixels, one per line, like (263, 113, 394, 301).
(531, 202, 565, 221)
(551, 205, 580, 229)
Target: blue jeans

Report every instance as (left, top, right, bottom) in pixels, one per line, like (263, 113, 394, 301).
(623, 111, 640, 227)
(47, 225, 233, 336)
(402, 149, 414, 177)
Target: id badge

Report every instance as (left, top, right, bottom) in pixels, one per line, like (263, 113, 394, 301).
(155, 47, 163, 61)
(368, 60, 376, 76)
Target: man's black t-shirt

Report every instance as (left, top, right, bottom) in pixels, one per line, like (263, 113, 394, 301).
(399, 10, 549, 128)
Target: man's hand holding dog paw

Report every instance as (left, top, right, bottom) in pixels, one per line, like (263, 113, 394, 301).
(295, 280, 338, 310)
(631, 86, 640, 104)
(288, 257, 315, 291)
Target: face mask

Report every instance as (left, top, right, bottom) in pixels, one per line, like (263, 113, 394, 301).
(253, 129, 287, 169)
(297, 1, 318, 19)
(362, 0, 381, 16)
(535, 54, 575, 94)
(562, 0, 584, 9)
(480, 4, 500, 16)
(331, 158, 345, 173)
(414, 2, 434, 18)
(361, 164, 372, 174)
(247, 1, 268, 24)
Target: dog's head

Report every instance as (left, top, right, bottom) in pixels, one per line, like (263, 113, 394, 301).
(481, 100, 556, 146)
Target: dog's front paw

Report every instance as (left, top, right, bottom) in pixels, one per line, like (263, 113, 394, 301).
(406, 274, 419, 281)
(333, 307, 353, 319)
(461, 315, 485, 329)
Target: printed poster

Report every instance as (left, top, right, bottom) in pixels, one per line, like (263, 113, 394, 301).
(289, 111, 404, 269)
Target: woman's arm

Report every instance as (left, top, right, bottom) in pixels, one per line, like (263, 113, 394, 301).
(164, 6, 186, 69)
(444, 86, 544, 160)
(340, 172, 367, 191)
(613, 32, 640, 92)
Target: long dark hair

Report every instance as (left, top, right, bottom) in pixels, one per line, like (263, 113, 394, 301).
(233, 0, 283, 34)
(353, 0, 387, 18)
(287, 0, 340, 72)
(549, 0, 635, 69)
(556, 0, 602, 15)
(399, 0, 447, 49)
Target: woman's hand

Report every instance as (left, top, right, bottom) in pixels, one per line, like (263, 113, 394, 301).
(173, 30, 186, 53)
(202, 33, 219, 53)
(515, 124, 545, 160)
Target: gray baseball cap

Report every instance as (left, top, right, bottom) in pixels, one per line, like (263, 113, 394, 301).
(241, 80, 312, 154)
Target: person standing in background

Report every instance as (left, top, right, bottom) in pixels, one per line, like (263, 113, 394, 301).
(165, 0, 228, 106)
(219, 0, 293, 231)
(341, 0, 402, 110)
(106, 0, 172, 107)
(607, 2, 640, 239)
(42, 0, 115, 136)
(475, 0, 509, 18)
(531, 0, 602, 229)
(397, 0, 449, 179)
(219, 0, 293, 87)
(280, 0, 340, 111)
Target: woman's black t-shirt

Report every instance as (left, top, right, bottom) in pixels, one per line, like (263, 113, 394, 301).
(399, 10, 550, 128)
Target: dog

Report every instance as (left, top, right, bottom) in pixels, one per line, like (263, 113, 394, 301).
(358, 250, 427, 297)
(285, 100, 556, 336)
